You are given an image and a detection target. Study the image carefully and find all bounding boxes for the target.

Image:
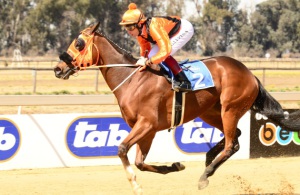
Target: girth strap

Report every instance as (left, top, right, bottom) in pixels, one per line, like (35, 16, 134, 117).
(170, 91, 186, 129)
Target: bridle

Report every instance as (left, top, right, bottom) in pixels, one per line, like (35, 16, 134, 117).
(59, 25, 140, 91)
(59, 30, 100, 70)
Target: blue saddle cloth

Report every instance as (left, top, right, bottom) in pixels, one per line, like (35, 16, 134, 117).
(160, 60, 215, 91)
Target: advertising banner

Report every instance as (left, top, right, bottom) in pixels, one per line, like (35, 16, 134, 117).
(250, 110, 300, 158)
(0, 119, 21, 161)
(0, 112, 250, 170)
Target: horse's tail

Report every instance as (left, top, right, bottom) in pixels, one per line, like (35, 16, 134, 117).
(251, 77, 300, 131)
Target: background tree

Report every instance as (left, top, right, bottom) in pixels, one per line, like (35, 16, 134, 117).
(1, 0, 300, 58)
(197, 0, 239, 56)
(234, 0, 300, 57)
(0, 0, 32, 56)
(24, 0, 90, 55)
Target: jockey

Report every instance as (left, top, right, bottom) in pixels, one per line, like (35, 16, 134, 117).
(119, 3, 194, 92)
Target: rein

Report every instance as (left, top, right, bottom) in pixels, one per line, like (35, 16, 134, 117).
(111, 66, 140, 92)
(89, 64, 138, 68)
(83, 64, 140, 92)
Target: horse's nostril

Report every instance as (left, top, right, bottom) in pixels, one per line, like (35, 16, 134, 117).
(54, 67, 63, 78)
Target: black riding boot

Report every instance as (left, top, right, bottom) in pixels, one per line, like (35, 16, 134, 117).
(174, 71, 192, 92)
(163, 55, 192, 92)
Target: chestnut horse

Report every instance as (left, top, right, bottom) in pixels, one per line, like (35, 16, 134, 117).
(54, 23, 300, 194)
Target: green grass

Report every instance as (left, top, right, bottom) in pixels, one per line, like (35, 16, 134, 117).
(267, 85, 300, 92)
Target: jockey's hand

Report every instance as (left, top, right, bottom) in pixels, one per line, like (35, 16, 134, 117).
(136, 56, 151, 72)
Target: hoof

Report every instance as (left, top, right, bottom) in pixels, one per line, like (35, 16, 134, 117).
(133, 184, 143, 195)
(172, 162, 185, 171)
(198, 179, 209, 190)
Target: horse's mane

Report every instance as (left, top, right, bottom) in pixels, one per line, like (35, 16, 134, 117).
(94, 29, 137, 62)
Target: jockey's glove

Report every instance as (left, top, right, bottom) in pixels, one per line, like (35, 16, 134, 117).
(136, 56, 152, 72)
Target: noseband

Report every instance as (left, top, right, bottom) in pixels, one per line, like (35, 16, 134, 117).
(59, 52, 80, 79)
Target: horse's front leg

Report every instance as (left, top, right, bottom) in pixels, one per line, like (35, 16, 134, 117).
(135, 134, 185, 174)
(118, 118, 156, 195)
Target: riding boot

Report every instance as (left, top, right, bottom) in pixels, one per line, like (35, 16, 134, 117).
(164, 56, 192, 92)
(174, 71, 192, 92)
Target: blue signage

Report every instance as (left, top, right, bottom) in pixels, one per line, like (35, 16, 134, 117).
(66, 116, 224, 158)
(66, 117, 131, 157)
(174, 118, 224, 153)
(0, 119, 21, 161)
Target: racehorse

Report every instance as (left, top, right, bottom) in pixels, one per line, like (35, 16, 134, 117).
(54, 23, 300, 195)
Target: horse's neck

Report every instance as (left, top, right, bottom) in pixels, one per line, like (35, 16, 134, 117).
(97, 38, 137, 93)
(100, 58, 136, 92)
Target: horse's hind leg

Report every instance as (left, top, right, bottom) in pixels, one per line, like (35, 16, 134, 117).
(205, 138, 225, 167)
(205, 128, 241, 166)
(135, 134, 185, 174)
(198, 113, 241, 190)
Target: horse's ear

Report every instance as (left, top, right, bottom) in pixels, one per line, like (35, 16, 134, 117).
(91, 22, 101, 34)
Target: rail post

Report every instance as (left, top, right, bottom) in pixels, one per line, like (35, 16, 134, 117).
(32, 69, 37, 93)
(95, 69, 99, 92)
(262, 68, 265, 86)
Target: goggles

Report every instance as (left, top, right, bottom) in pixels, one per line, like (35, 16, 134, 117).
(124, 24, 136, 31)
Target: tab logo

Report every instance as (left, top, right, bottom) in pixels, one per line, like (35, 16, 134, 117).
(66, 117, 131, 157)
(174, 118, 224, 153)
(0, 119, 21, 161)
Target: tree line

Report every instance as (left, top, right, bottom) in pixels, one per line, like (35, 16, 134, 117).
(0, 0, 299, 58)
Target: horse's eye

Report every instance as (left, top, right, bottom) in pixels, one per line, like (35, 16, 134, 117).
(75, 38, 85, 51)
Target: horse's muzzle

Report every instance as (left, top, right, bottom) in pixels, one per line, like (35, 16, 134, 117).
(54, 65, 79, 80)
(55, 52, 79, 79)
(54, 66, 66, 79)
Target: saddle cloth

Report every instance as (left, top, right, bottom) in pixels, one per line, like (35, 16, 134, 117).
(160, 60, 215, 91)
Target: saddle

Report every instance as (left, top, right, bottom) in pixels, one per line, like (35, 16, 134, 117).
(160, 59, 215, 130)
(159, 59, 215, 91)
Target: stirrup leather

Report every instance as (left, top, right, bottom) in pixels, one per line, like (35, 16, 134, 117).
(172, 79, 192, 92)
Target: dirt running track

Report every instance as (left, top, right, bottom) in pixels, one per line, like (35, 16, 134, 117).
(1, 157, 299, 195)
